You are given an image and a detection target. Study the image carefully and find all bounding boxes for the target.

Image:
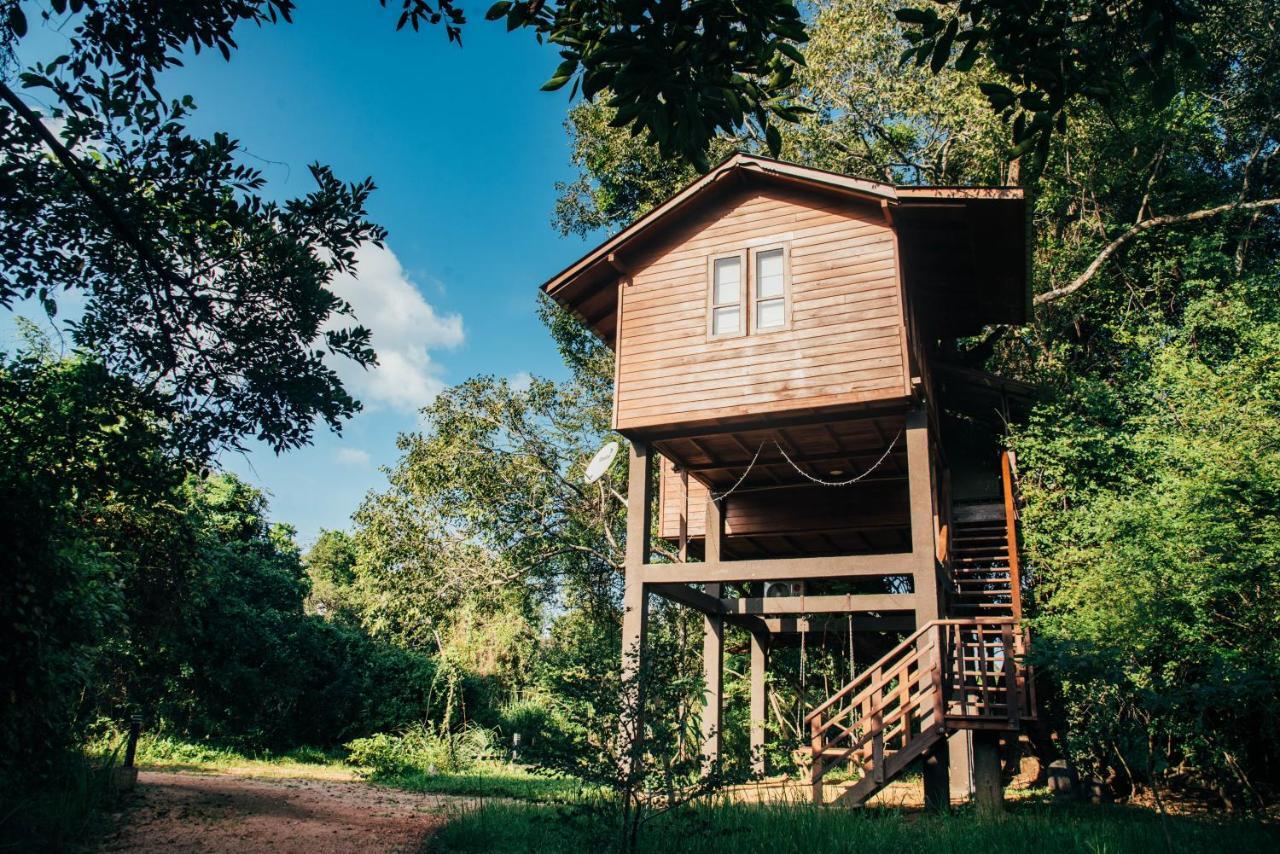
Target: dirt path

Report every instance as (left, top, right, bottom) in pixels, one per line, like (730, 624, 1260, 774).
(100, 770, 467, 853)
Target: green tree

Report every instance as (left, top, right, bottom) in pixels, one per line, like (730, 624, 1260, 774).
(0, 334, 182, 785)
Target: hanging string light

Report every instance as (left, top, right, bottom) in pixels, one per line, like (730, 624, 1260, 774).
(713, 430, 904, 502)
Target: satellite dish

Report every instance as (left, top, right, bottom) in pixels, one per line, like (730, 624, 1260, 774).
(583, 441, 620, 484)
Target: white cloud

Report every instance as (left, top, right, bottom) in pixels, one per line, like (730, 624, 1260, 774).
(335, 447, 372, 467)
(508, 371, 534, 393)
(325, 243, 464, 413)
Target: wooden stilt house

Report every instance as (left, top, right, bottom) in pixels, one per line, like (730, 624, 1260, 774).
(542, 154, 1035, 809)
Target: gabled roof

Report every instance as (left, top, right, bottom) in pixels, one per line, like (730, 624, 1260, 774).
(543, 153, 1028, 344)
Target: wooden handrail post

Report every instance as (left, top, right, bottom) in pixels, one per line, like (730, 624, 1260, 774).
(1002, 623, 1020, 724)
(931, 624, 946, 727)
(810, 715, 825, 804)
(872, 719, 885, 784)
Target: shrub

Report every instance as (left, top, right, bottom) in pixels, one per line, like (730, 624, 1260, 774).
(346, 723, 498, 776)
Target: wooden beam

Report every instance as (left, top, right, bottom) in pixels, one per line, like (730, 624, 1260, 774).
(649, 582, 720, 613)
(627, 403, 909, 445)
(721, 593, 915, 615)
(641, 552, 915, 584)
(649, 583, 772, 638)
(762, 615, 916, 634)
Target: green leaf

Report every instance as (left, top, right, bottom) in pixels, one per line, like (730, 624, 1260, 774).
(894, 8, 937, 26)
(484, 2, 512, 21)
(930, 18, 959, 74)
(765, 123, 782, 156)
(8, 5, 27, 38)
(979, 82, 1017, 111)
(776, 42, 806, 66)
(541, 59, 578, 92)
(954, 35, 980, 72)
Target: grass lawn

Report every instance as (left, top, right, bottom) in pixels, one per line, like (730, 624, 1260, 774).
(117, 734, 358, 780)
(113, 733, 584, 802)
(377, 763, 591, 803)
(429, 798, 1280, 853)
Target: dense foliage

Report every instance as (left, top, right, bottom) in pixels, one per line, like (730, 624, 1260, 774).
(0, 341, 446, 839)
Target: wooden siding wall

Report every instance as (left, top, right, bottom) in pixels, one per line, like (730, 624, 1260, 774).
(615, 186, 909, 432)
(659, 454, 709, 539)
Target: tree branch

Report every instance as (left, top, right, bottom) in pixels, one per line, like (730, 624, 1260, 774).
(0, 80, 186, 365)
(1034, 198, 1280, 305)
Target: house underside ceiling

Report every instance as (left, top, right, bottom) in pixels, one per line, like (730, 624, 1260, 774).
(653, 411, 912, 560)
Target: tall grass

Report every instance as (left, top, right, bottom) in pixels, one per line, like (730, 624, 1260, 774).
(429, 798, 1280, 853)
(0, 747, 122, 851)
(84, 727, 350, 774)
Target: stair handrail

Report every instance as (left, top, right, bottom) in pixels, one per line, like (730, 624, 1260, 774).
(803, 620, 933, 726)
(999, 451, 1024, 620)
(805, 617, 1024, 727)
(813, 642, 926, 743)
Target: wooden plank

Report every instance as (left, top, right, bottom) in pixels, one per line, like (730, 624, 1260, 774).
(642, 552, 914, 584)
(721, 593, 914, 615)
(620, 362, 905, 408)
(620, 345, 902, 394)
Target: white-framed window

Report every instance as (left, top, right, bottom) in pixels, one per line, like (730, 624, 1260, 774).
(752, 245, 789, 331)
(707, 252, 746, 338)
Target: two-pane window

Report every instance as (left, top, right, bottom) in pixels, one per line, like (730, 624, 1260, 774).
(708, 245, 788, 338)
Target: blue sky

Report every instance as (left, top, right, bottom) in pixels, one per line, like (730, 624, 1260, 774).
(5, 2, 599, 545)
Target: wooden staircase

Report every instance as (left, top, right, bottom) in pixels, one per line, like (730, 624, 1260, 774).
(949, 451, 1024, 620)
(805, 618, 1033, 806)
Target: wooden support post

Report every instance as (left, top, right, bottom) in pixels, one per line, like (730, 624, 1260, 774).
(921, 621, 950, 811)
(702, 496, 725, 771)
(948, 729, 975, 802)
(621, 440, 653, 776)
(906, 407, 941, 624)
(705, 494, 724, 564)
(923, 735, 951, 812)
(972, 730, 1005, 816)
(749, 630, 768, 776)
(702, 582, 724, 771)
(809, 715, 824, 804)
(678, 468, 689, 562)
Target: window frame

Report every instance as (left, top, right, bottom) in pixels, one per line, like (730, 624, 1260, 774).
(749, 242, 792, 334)
(706, 250, 748, 339)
